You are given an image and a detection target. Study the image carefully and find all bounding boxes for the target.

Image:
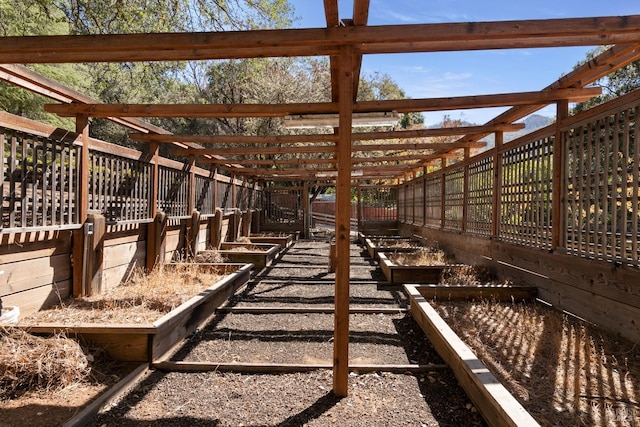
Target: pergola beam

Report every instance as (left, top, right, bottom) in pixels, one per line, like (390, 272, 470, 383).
(2, 16, 640, 63)
(128, 122, 523, 145)
(173, 139, 484, 156)
(45, 87, 600, 118)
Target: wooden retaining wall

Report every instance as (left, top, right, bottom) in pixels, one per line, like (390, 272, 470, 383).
(401, 223, 640, 344)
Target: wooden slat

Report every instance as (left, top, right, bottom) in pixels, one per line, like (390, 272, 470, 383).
(153, 361, 448, 374)
(2, 16, 640, 62)
(44, 88, 601, 118)
(216, 306, 407, 314)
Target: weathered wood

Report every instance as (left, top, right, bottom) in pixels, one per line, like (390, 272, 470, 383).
(378, 252, 447, 284)
(62, 363, 150, 427)
(0, 253, 71, 296)
(2, 280, 71, 317)
(146, 211, 167, 270)
(103, 241, 145, 270)
(18, 264, 252, 361)
(217, 243, 280, 268)
(406, 285, 540, 426)
(153, 361, 447, 374)
(216, 306, 408, 314)
(86, 213, 106, 296)
(414, 284, 537, 302)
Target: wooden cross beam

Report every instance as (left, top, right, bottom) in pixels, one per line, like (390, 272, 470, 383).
(173, 140, 485, 156)
(44, 87, 600, 118)
(2, 16, 640, 62)
(128, 123, 523, 145)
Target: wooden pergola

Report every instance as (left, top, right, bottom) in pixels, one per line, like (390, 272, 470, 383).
(2, 0, 640, 396)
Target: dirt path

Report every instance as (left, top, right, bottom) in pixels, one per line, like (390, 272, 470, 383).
(90, 239, 485, 426)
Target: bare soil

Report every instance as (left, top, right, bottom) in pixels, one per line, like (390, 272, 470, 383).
(88, 240, 485, 426)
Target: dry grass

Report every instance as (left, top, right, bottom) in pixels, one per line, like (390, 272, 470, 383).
(194, 250, 227, 263)
(439, 264, 513, 286)
(0, 328, 90, 399)
(224, 244, 266, 252)
(23, 264, 223, 324)
(433, 300, 640, 426)
(373, 239, 419, 248)
(388, 246, 447, 266)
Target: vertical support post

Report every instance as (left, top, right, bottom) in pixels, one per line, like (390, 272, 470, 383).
(492, 131, 504, 238)
(422, 166, 428, 226)
(553, 100, 569, 251)
(302, 182, 310, 239)
(146, 141, 160, 272)
(72, 115, 89, 297)
(188, 155, 196, 213)
(440, 158, 446, 230)
(213, 167, 219, 210)
(356, 182, 362, 233)
(462, 148, 470, 232)
(86, 213, 106, 296)
(333, 45, 354, 397)
(231, 173, 237, 209)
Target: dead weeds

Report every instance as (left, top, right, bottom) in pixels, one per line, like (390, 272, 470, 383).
(389, 246, 447, 266)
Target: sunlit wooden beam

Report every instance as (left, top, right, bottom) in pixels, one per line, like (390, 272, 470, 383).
(2, 16, 640, 62)
(45, 87, 600, 118)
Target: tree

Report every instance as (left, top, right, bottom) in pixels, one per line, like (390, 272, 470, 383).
(573, 46, 640, 113)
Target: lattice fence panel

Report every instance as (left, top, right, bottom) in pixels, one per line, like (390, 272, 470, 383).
(194, 174, 215, 216)
(467, 155, 493, 236)
(360, 186, 397, 221)
(261, 188, 303, 224)
(1, 128, 79, 230)
(500, 136, 554, 249)
(158, 165, 189, 217)
(424, 174, 442, 227)
(566, 105, 639, 265)
(413, 178, 424, 225)
(444, 167, 464, 231)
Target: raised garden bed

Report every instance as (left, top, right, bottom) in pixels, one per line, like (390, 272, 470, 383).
(364, 237, 420, 260)
(357, 232, 406, 244)
(218, 242, 281, 268)
(16, 263, 252, 362)
(406, 284, 640, 427)
(406, 284, 539, 426)
(378, 247, 450, 284)
(249, 232, 296, 249)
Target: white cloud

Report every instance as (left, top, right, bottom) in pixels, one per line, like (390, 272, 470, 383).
(443, 72, 472, 80)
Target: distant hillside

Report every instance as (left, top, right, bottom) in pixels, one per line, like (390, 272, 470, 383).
(479, 114, 553, 151)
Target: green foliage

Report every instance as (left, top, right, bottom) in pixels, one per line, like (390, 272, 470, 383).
(573, 46, 640, 113)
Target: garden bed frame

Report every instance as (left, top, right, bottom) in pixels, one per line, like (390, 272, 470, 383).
(248, 232, 297, 250)
(363, 237, 419, 260)
(17, 263, 253, 362)
(405, 284, 540, 427)
(218, 242, 281, 268)
(378, 251, 448, 284)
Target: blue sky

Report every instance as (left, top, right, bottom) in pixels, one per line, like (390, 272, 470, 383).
(288, 0, 638, 126)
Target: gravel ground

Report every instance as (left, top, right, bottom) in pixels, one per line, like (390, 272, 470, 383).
(90, 239, 486, 426)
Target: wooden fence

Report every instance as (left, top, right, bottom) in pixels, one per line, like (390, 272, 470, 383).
(398, 89, 640, 343)
(0, 111, 262, 316)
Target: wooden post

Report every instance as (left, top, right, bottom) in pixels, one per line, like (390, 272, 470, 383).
(302, 182, 310, 239)
(146, 142, 160, 272)
(553, 100, 569, 251)
(356, 182, 362, 233)
(213, 167, 219, 210)
(440, 158, 446, 229)
(423, 166, 428, 226)
(462, 147, 470, 232)
(231, 173, 237, 209)
(147, 211, 167, 267)
(333, 45, 354, 397)
(241, 209, 252, 237)
(189, 209, 201, 258)
(86, 212, 105, 296)
(492, 131, 504, 238)
(72, 114, 89, 297)
(212, 208, 223, 249)
(188, 155, 196, 213)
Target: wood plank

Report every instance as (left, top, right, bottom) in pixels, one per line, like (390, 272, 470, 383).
(2, 280, 71, 317)
(414, 285, 537, 302)
(153, 361, 448, 374)
(44, 88, 600, 118)
(333, 45, 354, 397)
(103, 241, 146, 270)
(216, 306, 408, 314)
(0, 253, 72, 296)
(3, 16, 640, 62)
(102, 260, 143, 290)
(406, 285, 540, 426)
